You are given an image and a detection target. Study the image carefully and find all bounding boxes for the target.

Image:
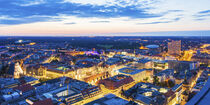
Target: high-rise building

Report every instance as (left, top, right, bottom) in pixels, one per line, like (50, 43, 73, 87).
(168, 40, 181, 55)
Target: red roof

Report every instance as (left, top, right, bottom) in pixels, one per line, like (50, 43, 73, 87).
(13, 84, 35, 93)
(33, 98, 54, 105)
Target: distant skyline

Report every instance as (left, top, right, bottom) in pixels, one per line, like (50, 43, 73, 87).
(0, 0, 210, 36)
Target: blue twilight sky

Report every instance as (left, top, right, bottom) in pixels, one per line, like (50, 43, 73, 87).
(0, 0, 210, 36)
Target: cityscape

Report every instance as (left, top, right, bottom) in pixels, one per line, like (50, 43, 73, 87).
(0, 36, 209, 105)
(0, 0, 210, 105)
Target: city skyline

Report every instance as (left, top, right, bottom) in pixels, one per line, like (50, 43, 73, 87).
(0, 0, 210, 36)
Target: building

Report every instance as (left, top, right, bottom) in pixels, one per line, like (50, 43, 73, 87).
(75, 58, 111, 85)
(164, 89, 177, 105)
(117, 67, 153, 82)
(7, 62, 23, 78)
(180, 71, 199, 105)
(85, 94, 135, 105)
(44, 65, 75, 79)
(27, 98, 54, 105)
(171, 83, 183, 104)
(145, 44, 161, 55)
(186, 77, 210, 105)
(33, 77, 101, 105)
(122, 82, 167, 105)
(135, 59, 153, 69)
(13, 84, 35, 97)
(153, 60, 168, 70)
(168, 61, 199, 73)
(191, 53, 210, 64)
(98, 74, 134, 90)
(0, 76, 38, 89)
(155, 69, 174, 82)
(168, 40, 181, 56)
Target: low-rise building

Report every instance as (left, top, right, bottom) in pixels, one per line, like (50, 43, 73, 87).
(135, 59, 153, 69)
(98, 74, 134, 90)
(117, 67, 153, 82)
(122, 82, 167, 105)
(85, 94, 135, 105)
(155, 69, 174, 82)
(33, 77, 101, 105)
(13, 84, 35, 97)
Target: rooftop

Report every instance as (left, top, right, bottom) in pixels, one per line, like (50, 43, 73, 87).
(137, 59, 151, 64)
(118, 68, 152, 75)
(13, 84, 35, 93)
(146, 45, 159, 49)
(33, 98, 54, 105)
(85, 94, 131, 105)
(107, 74, 131, 82)
(155, 69, 174, 76)
(135, 94, 153, 105)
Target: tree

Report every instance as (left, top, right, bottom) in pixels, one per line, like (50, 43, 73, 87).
(168, 80, 175, 87)
(143, 77, 149, 82)
(153, 76, 159, 85)
(160, 81, 167, 87)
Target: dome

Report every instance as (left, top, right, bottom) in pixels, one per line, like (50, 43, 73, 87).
(146, 45, 159, 49)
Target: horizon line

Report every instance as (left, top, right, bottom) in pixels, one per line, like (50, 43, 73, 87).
(1, 30, 210, 37)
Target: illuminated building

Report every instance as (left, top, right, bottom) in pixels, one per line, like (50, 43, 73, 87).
(33, 77, 101, 105)
(98, 74, 134, 90)
(65, 51, 85, 56)
(153, 60, 168, 70)
(168, 40, 181, 56)
(73, 57, 126, 85)
(180, 70, 200, 105)
(44, 66, 75, 79)
(84, 71, 110, 85)
(15, 40, 31, 44)
(164, 89, 177, 105)
(135, 59, 153, 69)
(139, 44, 148, 50)
(28, 42, 36, 46)
(122, 82, 167, 105)
(191, 53, 210, 64)
(155, 69, 174, 82)
(24, 64, 45, 77)
(42, 55, 60, 63)
(171, 83, 183, 104)
(117, 67, 153, 82)
(7, 62, 23, 78)
(168, 61, 199, 73)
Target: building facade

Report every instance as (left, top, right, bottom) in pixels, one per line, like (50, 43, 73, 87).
(168, 40, 181, 56)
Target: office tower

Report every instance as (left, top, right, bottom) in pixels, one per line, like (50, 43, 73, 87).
(168, 40, 181, 55)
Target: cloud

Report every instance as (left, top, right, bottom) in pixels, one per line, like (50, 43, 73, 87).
(90, 21, 110, 23)
(64, 22, 76, 25)
(0, 16, 61, 25)
(198, 10, 210, 14)
(194, 10, 210, 20)
(14, 0, 45, 6)
(0, 0, 171, 25)
(137, 17, 181, 24)
(194, 18, 206, 21)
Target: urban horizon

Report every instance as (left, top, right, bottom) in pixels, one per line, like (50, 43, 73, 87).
(1, 30, 210, 37)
